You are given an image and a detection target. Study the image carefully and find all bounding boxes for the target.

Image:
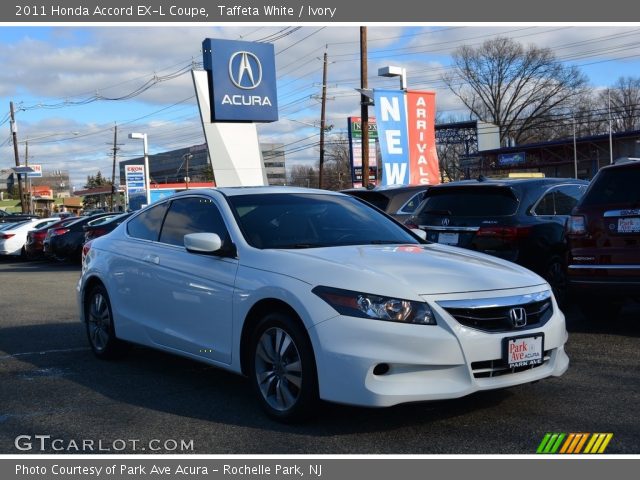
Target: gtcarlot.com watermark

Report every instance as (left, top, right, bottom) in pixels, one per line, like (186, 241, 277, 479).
(15, 435, 194, 452)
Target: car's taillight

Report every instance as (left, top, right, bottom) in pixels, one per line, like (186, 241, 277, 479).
(567, 215, 587, 235)
(476, 225, 532, 240)
(34, 231, 46, 240)
(82, 240, 94, 265)
(52, 228, 70, 236)
(90, 228, 108, 238)
(0, 233, 15, 239)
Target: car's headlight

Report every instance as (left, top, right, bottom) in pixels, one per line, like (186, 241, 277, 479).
(312, 286, 436, 325)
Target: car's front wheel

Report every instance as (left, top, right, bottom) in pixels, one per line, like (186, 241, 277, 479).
(85, 284, 125, 359)
(249, 313, 318, 422)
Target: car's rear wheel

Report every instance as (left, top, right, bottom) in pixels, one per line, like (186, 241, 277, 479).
(85, 285, 125, 359)
(249, 312, 318, 422)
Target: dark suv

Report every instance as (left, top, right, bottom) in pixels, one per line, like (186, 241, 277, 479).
(405, 177, 589, 303)
(566, 160, 640, 318)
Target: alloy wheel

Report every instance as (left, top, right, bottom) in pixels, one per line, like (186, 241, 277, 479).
(254, 327, 303, 412)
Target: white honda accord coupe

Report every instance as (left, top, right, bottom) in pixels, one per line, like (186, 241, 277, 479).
(78, 187, 569, 421)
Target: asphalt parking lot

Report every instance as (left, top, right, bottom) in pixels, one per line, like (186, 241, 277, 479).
(0, 257, 638, 454)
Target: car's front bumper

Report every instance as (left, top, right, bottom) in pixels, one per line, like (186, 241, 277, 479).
(309, 288, 568, 407)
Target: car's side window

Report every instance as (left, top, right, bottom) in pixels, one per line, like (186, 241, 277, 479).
(534, 190, 557, 216)
(159, 196, 229, 247)
(126, 203, 168, 241)
(554, 184, 584, 215)
(397, 191, 426, 214)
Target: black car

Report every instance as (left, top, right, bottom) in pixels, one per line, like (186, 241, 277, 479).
(44, 213, 114, 262)
(83, 212, 132, 243)
(405, 177, 589, 303)
(342, 185, 428, 222)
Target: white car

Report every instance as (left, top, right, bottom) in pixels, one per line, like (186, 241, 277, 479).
(0, 217, 59, 256)
(78, 187, 569, 421)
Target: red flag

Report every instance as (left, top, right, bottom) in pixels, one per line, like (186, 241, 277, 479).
(406, 91, 440, 185)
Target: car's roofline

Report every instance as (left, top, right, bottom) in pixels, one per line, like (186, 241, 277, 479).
(427, 178, 589, 189)
(170, 186, 346, 198)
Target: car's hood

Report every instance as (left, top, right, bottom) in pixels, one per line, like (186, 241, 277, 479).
(245, 243, 546, 297)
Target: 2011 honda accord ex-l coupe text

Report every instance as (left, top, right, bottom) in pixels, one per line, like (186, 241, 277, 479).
(78, 187, 569, 421)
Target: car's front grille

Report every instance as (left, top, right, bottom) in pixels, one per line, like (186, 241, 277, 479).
(471, 350, 552, 378)
(437, 291, 553, 333)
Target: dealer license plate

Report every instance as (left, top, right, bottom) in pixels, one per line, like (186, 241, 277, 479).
(505, 335, 543, 368)
(618, 217, 640, 233)
(438, 232, 459, 245)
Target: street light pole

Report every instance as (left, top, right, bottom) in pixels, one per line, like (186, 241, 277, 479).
(378, 65, 407, 91)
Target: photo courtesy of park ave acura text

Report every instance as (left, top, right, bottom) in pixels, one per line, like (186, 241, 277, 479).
(0, 21, 638, 456)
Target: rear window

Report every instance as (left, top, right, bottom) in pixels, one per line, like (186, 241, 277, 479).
(419, 187, 519, 217)
(581, 166, 640, 207)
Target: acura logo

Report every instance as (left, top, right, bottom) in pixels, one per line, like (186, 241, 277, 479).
(229, 51, 262, 90)
(441, 218, 450, 226)
(508, 307, 527, 328)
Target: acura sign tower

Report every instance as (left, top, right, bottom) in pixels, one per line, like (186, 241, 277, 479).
(193, 38, 279, 186)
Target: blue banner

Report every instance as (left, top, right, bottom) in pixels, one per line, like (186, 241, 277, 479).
(203, 38, 278, 123)
(373, 90, 410, 185)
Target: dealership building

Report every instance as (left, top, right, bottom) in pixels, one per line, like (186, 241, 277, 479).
(119, 142, 286, 187)
(461, 129, 640, 179)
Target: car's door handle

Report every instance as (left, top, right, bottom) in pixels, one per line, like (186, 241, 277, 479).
(142, 254, 160, 265)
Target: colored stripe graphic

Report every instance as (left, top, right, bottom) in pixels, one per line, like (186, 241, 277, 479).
(538, 433, 613, 454)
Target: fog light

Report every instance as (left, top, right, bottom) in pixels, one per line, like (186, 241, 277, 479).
(373, 363, 390, 376)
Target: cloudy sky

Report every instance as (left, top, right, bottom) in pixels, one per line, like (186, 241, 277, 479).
(1, 25, 640, 188)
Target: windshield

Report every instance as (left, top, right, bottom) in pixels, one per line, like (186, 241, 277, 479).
(227, 193, 420, 249)
(581, 166, 640, 207)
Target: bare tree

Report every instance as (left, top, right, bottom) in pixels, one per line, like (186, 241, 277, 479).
(321, 134, 352, 191)
(601, 76, 640, 133)
(444, 37, 587, 145)
(288, 165, 318, 188)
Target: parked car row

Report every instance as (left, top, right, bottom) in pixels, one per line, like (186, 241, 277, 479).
(1, 212, 131, 262)
(342, 164, 639, 319)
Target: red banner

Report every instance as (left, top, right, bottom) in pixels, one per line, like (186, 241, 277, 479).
(407, 91, 440, 185)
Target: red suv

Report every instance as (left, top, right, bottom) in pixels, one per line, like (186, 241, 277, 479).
(566, 160, 640, 319)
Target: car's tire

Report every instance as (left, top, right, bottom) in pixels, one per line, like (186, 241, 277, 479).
(84, 284, 126, 359)
(544, 255, 567, 308)
(249, 312, 319, 423)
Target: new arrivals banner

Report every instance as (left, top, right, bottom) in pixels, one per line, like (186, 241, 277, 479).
(374, 89, 440, 186)
(407, 91, 440, 185)
(373, 90, 410, 186)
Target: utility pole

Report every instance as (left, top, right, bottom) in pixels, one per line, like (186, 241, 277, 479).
(360, 26, 370, 188)
(9, 101, 26, 213)
(318, 51, 328, 189)
(110, 125, 121, 211)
